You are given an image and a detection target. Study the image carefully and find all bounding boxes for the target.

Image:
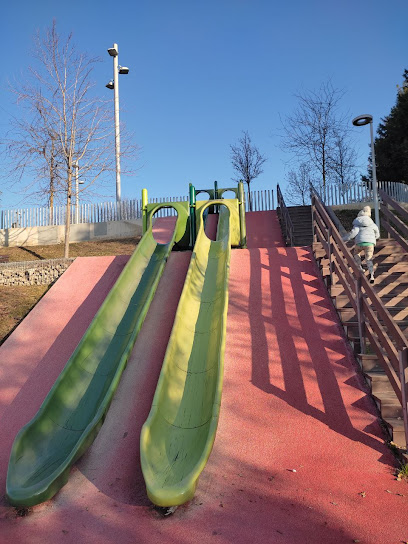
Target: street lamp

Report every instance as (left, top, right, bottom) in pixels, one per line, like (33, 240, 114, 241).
(106, 43, 129, 219)
(352, 114, 380, 228)
(74, 161, 85, 224)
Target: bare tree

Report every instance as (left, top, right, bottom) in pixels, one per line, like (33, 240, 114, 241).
(230, 130, 267, 210)
(5, 99, 65, 206)
(4, 21, 137, 257)
(285, 163, 314, 205)
(329, 129, 359, 194)
(280, 81, 351, 197)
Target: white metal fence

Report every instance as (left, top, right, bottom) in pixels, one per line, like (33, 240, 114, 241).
(2, 183, 406, 229)
(322, 181, 408, 207)
(0, 199, 142, 229)
(0, 189, 276, 229)
(246, 189, 275, 211)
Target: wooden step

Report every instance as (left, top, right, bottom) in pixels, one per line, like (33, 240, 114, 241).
(373, 271, 408, 282)
(376, 241, 407, 249)
(329, 280, 408, 297)
(374, 263, 408, 273)
(374, 391, 402, 419)
(357, 353, 384, 373)
(345, 320, 408, 342)
(333, 294, 408, 309)
(383, 417, 407, 448)
(374, 243, 407, 255)
(376, 282, 408, 297)
(337, 306, 407, 322)
(374, 253, 408, 263)
(365, 371, 396, 395)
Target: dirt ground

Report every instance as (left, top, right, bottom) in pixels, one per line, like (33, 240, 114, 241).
(0, 237, 140, 345)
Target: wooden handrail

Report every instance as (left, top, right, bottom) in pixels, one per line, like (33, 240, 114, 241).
(379, 189, 408, 253)
(380, 189, 408, 221)
(277, 184, 294, 246)
(311, 191, 408, 446)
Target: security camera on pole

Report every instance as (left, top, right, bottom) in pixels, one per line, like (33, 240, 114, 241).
(106, 43, 129, 220)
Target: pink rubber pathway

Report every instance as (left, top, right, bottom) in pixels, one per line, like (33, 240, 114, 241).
(0, 212, 407, 543)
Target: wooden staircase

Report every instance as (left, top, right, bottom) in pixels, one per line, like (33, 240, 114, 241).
(287, 206, 313, 246)
(309, 182, 408, 450)
(277, 204, 313, 246)
(316, 237, 408, 448)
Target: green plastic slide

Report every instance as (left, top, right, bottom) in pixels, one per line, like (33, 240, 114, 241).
(6, 203, 189, 507)
(140, 201, 233, 507)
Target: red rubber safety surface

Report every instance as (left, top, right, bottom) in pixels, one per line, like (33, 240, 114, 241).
(0, 212, 407, 544)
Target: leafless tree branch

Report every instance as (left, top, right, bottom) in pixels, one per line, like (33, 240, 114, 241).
(2, 20, 138, 257)
(230, 130, 267, 210)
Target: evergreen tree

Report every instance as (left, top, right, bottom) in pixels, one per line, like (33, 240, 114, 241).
(374, 69, 408, 183)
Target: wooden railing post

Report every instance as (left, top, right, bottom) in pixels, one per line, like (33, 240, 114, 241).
(385, 200, 391, 239)
(311, 195, 318, 246)
(398, 347, 408, 448)
(327, 225, 334, 288)
(355, 275, 366, 354)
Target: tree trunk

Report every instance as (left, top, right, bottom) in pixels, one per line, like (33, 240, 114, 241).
(247, 181, 252, 211)
(64, 173, 72, 259)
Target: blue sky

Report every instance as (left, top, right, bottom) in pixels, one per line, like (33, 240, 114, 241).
(1, 0, 407, 209)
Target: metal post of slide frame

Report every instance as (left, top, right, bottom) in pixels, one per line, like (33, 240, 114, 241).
(189, 184, 196, 248)
(238, 181, 247, 248)
(142, 188, 148, 234)
(214, 180, 219, 214)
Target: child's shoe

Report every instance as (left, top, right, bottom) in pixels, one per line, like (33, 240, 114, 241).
(369, 274, 375, 284)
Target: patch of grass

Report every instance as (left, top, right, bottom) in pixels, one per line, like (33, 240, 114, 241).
(0, 236, 141, 263)
(396, 463, 408, 481)
(0, 236, 141, 344)
(0, 285, 49, 345)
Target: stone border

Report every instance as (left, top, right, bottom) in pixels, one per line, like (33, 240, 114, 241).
(0, 258, 75, 286)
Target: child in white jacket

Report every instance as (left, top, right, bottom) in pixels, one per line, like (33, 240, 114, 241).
(343, 206, 380, 284)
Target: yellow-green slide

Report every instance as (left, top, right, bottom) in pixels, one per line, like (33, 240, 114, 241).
(140, 201, 234, 506)
(6, 203, 189, 507)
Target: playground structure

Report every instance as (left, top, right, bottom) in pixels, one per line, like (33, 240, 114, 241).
(6, 182, 247, 508)
(1, 181, 408, 543)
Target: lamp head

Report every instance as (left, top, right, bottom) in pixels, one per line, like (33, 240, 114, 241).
(107, 47, 118, 57)
(119, 66, 129, 74)
(106, 81, 114, 90)
(352, 114, 373, 127)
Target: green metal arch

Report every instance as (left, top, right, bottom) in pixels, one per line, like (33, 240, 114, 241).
(145, 201, 190, 249)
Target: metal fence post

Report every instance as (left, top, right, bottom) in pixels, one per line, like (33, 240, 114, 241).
(189, 184, 196, 248)
(238, 181, 247, 248)
(142, 188, 148, 234)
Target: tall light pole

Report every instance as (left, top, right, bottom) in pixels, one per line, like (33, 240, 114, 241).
(74, 160, 84, 224)
(106, 43, 129, 219)
(352, 114, 380, 228)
